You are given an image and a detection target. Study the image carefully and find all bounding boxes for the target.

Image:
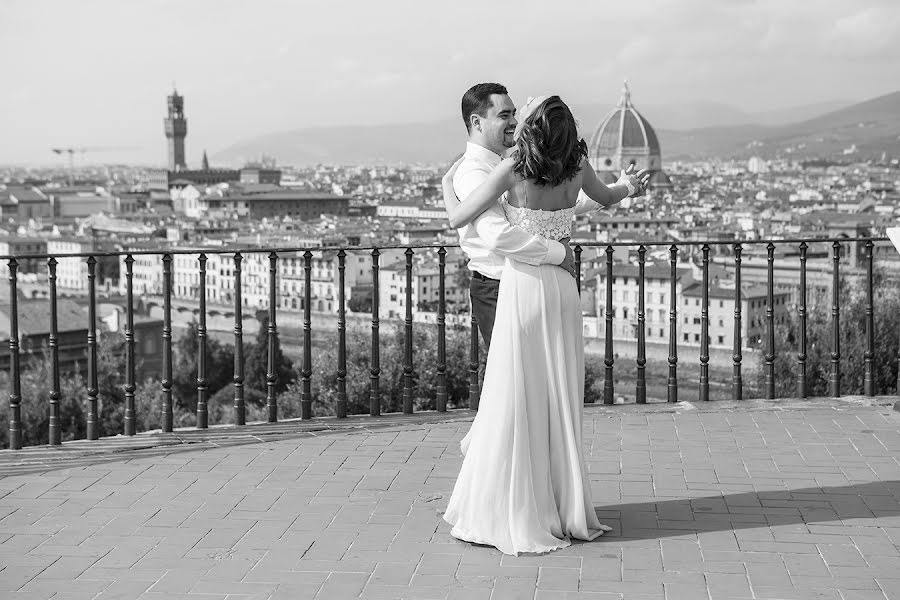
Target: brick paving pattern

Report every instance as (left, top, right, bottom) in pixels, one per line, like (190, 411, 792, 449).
(2, 399, 900, 599)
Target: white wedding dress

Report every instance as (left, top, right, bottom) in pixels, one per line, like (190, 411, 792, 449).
(443, 189, 608, 555)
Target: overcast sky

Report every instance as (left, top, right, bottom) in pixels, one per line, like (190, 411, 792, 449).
(1, 0, 898, 166)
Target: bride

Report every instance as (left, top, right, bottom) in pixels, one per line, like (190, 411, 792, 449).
(441, 95, 649, 555)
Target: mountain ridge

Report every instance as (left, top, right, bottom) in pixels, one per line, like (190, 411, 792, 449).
(212, 93, 898, 166)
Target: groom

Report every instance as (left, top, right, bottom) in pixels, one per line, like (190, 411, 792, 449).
(450, 83, 574, 350)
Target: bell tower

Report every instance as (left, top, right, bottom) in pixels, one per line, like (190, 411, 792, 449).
(164, 88, 187, 171)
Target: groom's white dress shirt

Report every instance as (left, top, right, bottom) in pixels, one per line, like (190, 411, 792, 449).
(452, 142, 566, 280)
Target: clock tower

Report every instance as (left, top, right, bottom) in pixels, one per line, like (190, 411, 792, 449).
(164, 88, 187, 171)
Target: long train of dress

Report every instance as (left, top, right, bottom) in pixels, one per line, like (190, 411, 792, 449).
(442, 254, 607, 555)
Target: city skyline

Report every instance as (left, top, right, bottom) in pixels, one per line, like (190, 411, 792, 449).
(2, 0, 899, 165)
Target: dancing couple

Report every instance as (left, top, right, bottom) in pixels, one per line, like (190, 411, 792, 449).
(442, 83, 649, 555)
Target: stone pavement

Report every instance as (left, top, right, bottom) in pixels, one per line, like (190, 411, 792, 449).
(2, 398, 900, 600)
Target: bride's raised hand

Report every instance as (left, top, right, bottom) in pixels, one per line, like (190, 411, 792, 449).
(619, 164, 652, 197)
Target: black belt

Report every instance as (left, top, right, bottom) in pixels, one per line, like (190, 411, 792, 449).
(472, 271, 499, 282)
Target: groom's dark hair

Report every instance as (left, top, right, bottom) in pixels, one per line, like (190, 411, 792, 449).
(461, 83, 508, 133)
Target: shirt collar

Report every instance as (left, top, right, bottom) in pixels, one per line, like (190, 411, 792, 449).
(465, 142, 502, 168)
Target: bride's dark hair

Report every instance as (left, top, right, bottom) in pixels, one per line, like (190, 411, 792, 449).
(512, 96, 587, 187)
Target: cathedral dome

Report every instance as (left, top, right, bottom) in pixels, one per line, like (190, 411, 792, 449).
(588, 82, 663, 174)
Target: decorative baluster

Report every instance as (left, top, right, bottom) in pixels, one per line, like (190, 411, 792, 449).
(764, 243, 776, 400)
(797, 242, 808, 399)
(636, 245, 647, 404)
(574, 244, 582, 293)
(403, 248, 414, 414)
(7, 259, 22, 449)
(301, 250, 313, 419)
(831, 241, 841, 398)
(667, 245, 678, 403)
(604, 246, 615, 405)
(336, 250, 347, 418)
(436, 247, 447, 412)
(197, 254, 208, 428)
(232, 252, 245, 425)
(86, 256, 99, 439)
(370, 249, 381, 417)
(267, 251, 279, 422)
(732, 243, 743, 400)
(47, 258, 62, 444)
(161, 254, 173, 432)
(699, 244, 710, 402)
(123, 255, 136, 435)
(864, 241, 875, 397)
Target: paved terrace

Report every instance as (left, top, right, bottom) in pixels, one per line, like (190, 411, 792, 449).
(2, 398, 900, 600)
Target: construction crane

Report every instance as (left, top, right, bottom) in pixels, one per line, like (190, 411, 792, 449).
(51, 146, 139, 185)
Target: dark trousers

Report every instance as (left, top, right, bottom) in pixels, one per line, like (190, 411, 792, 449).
(470, 274, 500, 352)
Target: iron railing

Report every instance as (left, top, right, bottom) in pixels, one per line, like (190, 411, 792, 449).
(2, 237, 899, 449)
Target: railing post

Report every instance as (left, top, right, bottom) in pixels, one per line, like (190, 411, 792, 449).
(636, 245, 646, 404)
(7, 259, 22, 449)
(864, 240, 875, 397)
(197, 254, 208, 428)
(336, 249, 347, 419)
(370, 249, 381, 417)
(797, 242, 808, 399)
(764, 243, 775, 400)
(667, 244, 678, 403)
(436, 247, 448, 412)
(86, 256, 99, 439)
(732, 244, 743, 400)
(48, 258, 62, 444)
(301, 250, 313, 419)
(830, 241, 841, 398)
(699, 244, 710, 402)
(123, 255, 136, 435)
(232, 252, 245, 425)
(403, 247, 414, 414)
(161, 253, 173, 432)
(603, 246, 615, 404)
(267, 252, 279, 422)
(574, 244, 582, 294)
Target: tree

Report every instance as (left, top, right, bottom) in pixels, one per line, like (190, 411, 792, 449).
(760, 270, 900, 398)
(348, 288, 373, 314)
(0, 347, 86, 448)
(290, 321, 477, 417)
(172, 321, 235, 413)
(244, 316, 295, 400)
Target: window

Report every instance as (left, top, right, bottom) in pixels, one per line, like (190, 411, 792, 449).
(659, 329, 664, 338)
(683, 333, 689, 342)
(693, 318, 701, 325)
(719, 301, 724, 308)
(718, 319, 724, 328)
(695, 299, 700, 306)
(684, 317, 688, 324)
(718, 336, 724, 344)
(694, 334, 700, 342)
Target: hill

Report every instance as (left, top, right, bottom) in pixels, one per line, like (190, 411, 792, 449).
(212, 93, 897, 165)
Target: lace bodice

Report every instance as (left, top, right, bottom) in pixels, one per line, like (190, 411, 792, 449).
(501, 198, 575, 241)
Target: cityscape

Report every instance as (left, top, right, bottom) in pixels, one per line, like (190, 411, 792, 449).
(1, 82, 898, 387)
